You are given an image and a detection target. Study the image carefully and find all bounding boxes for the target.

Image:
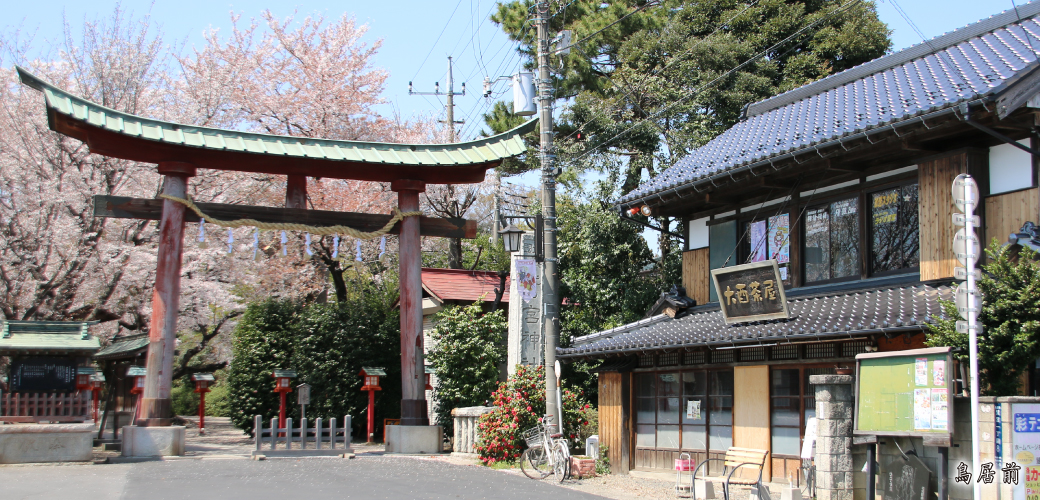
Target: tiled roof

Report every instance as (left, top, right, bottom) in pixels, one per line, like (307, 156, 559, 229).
(0, 320, 100, 354)
(620, 2, 1040, 207)
(17, 67, 535, 179)
(94, 333, 149, 361)
(422, 268, 510, 303)
(557, 283, 950, 359)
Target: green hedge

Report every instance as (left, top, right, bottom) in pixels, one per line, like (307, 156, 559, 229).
(226, 294, 401, 437)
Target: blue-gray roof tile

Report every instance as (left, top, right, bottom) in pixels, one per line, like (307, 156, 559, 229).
(620, 2, 1040, 206)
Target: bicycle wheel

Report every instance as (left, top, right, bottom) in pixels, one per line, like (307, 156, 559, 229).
(551, 440, 571, 483)
(520, 446, 551, 479)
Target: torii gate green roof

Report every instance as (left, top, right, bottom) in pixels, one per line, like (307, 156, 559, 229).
(18, 67, 537, 184)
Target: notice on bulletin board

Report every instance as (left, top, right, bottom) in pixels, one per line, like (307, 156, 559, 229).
(931, 389, 948, 431)
(913, 389, 932, 430)
(933, 360, 946, 387)
(915, 358, 928, 386)
(1012, 403, 1040, 500)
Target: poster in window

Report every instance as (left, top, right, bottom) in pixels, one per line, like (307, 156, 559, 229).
(768, 214, 790, 263)
(749, 220, 768, 262)
(830, 198, 859, 279)
(687, 399, 701, 420)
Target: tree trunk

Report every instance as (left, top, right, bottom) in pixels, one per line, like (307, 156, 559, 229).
(448, 237, 463, 269)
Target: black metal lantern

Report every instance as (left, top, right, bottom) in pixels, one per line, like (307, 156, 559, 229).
(498, 223, 524, 253)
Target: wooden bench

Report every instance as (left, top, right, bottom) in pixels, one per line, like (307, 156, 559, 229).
(688, 447, 769, 500)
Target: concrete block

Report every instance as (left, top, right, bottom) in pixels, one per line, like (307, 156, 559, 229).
(816, 402, 853, 419)
(385, 425, 444, 454)
(749, 484, 771, 500)
(690, 480, 715, 498)
(809, 375, 854, 386)
(779, 483, 804, 500)
(694, 479, 716, 499)
(121, 426, 185, 457)
(817, 419, 853, 437)
(0, 423, 94, 464)
(816, 437, 851, 454)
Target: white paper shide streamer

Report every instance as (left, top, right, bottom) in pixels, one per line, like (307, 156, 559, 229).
(280, 231, 288, 256)
(197, 222, 207, 249)
(227, 228, 234, 254)
(355, 240, 363, 262)
(252, 231, 260, 261)
(333, 234, 340, 258)
(305, 233, 313, 256)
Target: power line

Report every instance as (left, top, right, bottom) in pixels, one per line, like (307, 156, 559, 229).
(410, 0, 467, 84)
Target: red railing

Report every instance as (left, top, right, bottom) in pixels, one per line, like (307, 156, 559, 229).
(0, 391, 91, 422)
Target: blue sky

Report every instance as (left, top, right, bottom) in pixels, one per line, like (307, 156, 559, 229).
(3, 0, 1021, 140)
(2, 0, 1026, 252)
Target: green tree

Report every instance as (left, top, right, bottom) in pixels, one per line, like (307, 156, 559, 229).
(427, 302, 507, 434)
(226, 277, 402, 436)
(926, 241, 1040, 396)
(494, 0, 890, 257)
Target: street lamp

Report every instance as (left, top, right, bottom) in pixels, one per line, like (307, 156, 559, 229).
(498, 223, 524, 253)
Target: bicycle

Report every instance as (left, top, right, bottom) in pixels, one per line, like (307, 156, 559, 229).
(519, 414, 571, 483)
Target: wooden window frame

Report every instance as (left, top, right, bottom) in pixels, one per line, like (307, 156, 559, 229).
(769, 365, 837, 459)
(633, 368, 734, 453)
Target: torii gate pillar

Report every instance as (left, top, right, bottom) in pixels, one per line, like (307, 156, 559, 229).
(392, 179, 429, 426)
(138, 162, 196, 426)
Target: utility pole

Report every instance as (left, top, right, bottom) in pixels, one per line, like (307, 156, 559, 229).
(409, 56, 466, 142)
(535, 0, 560, 425)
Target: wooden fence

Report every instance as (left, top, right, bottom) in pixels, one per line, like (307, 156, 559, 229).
(0, 391, 91, 423)
(253, 415, 353, 457)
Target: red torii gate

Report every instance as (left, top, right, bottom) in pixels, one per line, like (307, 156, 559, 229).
(18, 67, 535, 429)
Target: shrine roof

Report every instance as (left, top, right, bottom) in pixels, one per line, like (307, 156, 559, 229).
(0, 320, 101, 355)
(17, 67, 537, 184)
(421, 268, 510, 304)
(94, 333, 149, 361)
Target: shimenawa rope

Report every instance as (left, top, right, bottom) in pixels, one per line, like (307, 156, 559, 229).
(159, 194, 422, 239)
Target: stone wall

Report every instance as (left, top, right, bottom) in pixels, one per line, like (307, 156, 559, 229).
(451, 406, 495, 457)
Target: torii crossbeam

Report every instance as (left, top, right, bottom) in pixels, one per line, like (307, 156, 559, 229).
(19, 67, 535, 430)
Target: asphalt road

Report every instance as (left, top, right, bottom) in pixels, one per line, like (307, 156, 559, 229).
(3, 456, 611, 500)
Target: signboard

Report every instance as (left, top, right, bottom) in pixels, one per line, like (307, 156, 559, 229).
(1012, 403, 1040, 500)
(10, 357, 78, 392)
(854, 347, 953, 442)
(297, 383, 311, 405)
(710, 259, 790, 324)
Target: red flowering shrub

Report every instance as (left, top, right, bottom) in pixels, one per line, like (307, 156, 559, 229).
(475, 365, 591, 464)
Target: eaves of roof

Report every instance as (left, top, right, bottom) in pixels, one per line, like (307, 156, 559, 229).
(0, 320, 100, 354)
(94, 333, 150, 361)
(557, 282, 950, 360)
(421, 268, 510, 303)
(17, 67, 537, 184)
(618, 2, 1040, 209)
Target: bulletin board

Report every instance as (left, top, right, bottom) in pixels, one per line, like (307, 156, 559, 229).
(853, 347, 954, 440)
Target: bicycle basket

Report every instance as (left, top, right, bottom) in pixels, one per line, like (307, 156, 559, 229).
(523, 426, 544, 448)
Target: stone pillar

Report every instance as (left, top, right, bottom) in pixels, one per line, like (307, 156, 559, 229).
(811, 374, 857, 500)
(506, 233, 542, 375)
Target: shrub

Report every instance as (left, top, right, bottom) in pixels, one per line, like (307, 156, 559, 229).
(475, 365, 590, 464)
(428, 302, 506, 435)
(226, 289, 401, 436)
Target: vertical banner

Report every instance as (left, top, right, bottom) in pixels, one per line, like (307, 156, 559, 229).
(515, 259, 538, 303)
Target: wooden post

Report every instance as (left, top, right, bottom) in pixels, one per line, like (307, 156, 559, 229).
(138, 162, 196, 426)
(286, 175, 307, 209)
(198, 390, 206, 434)
(391, 179, 428, 426)
(279, 391, 287, 431)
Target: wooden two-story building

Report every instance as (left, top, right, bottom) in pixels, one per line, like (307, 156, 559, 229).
(562, 4, 1040, 481)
